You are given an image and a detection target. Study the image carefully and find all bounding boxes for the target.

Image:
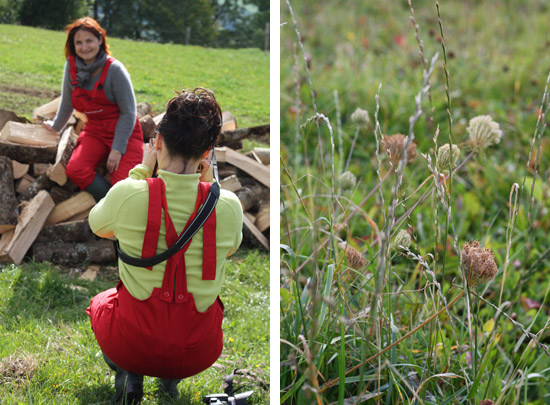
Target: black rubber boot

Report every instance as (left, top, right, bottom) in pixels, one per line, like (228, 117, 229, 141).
(103, 354, 143, 404)
(158, 378, 180, 400)
(85, 173, 111, 202)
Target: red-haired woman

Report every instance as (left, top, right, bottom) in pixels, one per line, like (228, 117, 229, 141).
(43, 17, 143, 201)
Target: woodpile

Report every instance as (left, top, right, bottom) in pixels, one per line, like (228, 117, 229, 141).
(0, 100, 270, 267)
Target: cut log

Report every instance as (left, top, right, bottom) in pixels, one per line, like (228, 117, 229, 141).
(32, 239, 116, 265)
(46, 191, 96, 225)
(36, 219, 95, 243)
(254, 204, 270, 233)
(12, 160, 29, 179)
(215, 147, 269, 187)
(47, 126, 77, 186)
(140, 114, 156, 142)
(0, 139, 57, 163)
(137, 102, 152, 119)
(252, 147, 270, 165)
(242, 214, 269, 251)
(0, 229, 14, 253)
(65, 207, 92, 222)
(32, 96, 61, 121)
(1, 190, 55, 265)
(32, 163, 50, 176)
(0, 156, 18, 234)
(235, 183, 269, 212)
(153, 112, 165, 126)
(217, 124, 269, 146)
(18, 174, 51, 202)
(0, 109, 20, 131)
(49, 185, 75, 204)
(74, 110, 87, 134)
(219, 174, 242, 192)
(16, 173, 36, 194)
(221, 111, 237, 132)
(0, 121, 60, 147)
(79, 264, 100, 281)
(217, 162, 238, 179)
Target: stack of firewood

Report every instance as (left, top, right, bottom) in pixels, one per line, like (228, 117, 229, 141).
(0, 97, 269, 267)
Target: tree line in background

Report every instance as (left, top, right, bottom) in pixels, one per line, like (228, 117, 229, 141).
(0, 0, 269, 49)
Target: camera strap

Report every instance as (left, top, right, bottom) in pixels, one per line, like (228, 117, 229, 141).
(116, 181, 220, 268)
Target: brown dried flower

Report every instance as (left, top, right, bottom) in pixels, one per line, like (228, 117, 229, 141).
(382, 134, 417, 167)
(461, 241, 498, 287)
(339, 242, 366, 270)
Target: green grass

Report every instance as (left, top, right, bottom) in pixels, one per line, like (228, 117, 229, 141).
(281, 0, 550, 403)
(0, 249, 269, 404)
(0, 24, 269, 127)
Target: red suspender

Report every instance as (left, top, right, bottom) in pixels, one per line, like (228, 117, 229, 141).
(141, 178, 163, 270)
(68, 55, 78, 86)
(67, 55, 115, 93)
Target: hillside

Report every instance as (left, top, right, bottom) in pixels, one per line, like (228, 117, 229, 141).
(0, 24, 269, 127)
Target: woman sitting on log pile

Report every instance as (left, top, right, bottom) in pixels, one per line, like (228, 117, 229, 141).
(43, 17, 143, 202)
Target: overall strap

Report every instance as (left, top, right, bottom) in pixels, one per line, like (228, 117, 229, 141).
(68, 55, 78, 86)
(141, 178, 163, 270)
(92, 56, 114, 99)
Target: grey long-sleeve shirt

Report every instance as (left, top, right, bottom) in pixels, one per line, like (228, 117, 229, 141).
(52, 59, 138, 154)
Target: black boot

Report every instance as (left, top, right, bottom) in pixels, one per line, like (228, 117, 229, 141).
(103, 354, 143, 404)
(158, 378, 180, 400)
(85, 173, 111, 202)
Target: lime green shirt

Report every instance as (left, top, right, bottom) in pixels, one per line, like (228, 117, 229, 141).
(88, 164, 243, 312)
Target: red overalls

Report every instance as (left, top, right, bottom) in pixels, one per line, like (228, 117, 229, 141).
(86, 178, 224, 379)
(66, 55, 144, 190)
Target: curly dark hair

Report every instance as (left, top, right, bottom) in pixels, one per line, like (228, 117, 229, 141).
(157, 88, 222, 160)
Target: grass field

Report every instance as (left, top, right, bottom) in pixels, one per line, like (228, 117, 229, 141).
(0, 249, 269, 404)
(281, 0, 550, 403)
(0, 24, 269, 127)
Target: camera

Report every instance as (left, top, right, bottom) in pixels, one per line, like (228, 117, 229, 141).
(203, 390, 253, 404)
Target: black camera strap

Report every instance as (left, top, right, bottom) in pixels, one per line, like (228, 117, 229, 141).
(116, 182, 220, 268)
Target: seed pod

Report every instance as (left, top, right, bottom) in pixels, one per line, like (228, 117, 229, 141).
(338, 171, 357, 191)
(391, 229, 412, 250)
(382, 134, 417, 167)
(351, 108, 370, 127)
(467, 115, 503, 149)
(461, 241, 498, 286)
(436, 143, 460, 173)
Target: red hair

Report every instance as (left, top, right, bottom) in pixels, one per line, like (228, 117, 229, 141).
(64, 17, 111, 59)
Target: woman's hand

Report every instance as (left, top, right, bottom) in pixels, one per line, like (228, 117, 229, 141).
(42, 120, 59, 134)
(107, 150, 122, 173)
(142, 139, 157, 171)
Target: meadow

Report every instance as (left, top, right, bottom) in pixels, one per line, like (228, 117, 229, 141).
(0, 24, 270, 404)
(280, 0, 550, 403)
(0, 24, 270, 127)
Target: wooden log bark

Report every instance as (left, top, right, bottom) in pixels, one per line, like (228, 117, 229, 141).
(0, 121, 60, 147)
(36, 219, 96, 244)
(47, 126, 77, 186)
(32, 239, 116, 265)
(0, 156, 18, 234)
(217, 124, 269, 146)
(215, 147, 269, 187)
(1, 190, 55, 265)
(49, 186, 74, 204)
(46, 191, 96, 225)
(235, 183, 269, 212)
(0, 140, 57, 163)
(0, 109, 20, 131)
(12, 160, 29, 179)
(18, 174, 51, 202)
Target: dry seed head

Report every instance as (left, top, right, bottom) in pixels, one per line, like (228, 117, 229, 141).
(391, 229, 412, 250)
(351, 108, 370, 127)
(436, 143, 460, 173)
(467, 115, 502, 149)
(338, 171, 357, 191)
(382, 134, 417, 167)
(339, 242, 366, 270)
(461, 241, 498, 286)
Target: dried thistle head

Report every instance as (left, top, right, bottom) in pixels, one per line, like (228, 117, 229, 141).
(339, 242, 366, 270)
(391, 229, 412, 250)
(461, 241, 498, 287)
(467, 115, 503, 149)
(338, 171, 357, 191)
(436, 143, 460, 173)
(382, 134, 417, 167)
(351, 108, 370, 127)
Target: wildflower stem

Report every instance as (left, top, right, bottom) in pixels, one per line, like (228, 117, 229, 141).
(319, 289, 466, 392)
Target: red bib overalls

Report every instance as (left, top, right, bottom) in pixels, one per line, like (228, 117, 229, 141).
(86, 179, 223, 379)
(66, 55, 144, 190)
